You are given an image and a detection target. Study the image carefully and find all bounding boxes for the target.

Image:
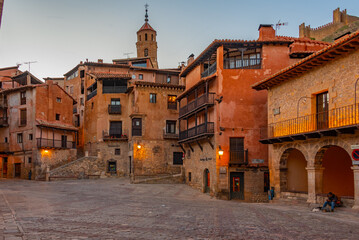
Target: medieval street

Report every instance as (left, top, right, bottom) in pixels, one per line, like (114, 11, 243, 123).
(0, 179, 358, 240)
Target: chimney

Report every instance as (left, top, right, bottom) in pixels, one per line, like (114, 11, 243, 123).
(187, 54, 195, 65)
(98, 59, 103, 63)
(26, 73, 31, 85)
(258, 24, 275, 41)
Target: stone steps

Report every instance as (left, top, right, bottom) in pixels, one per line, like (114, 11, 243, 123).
(132, 173, 184, 184)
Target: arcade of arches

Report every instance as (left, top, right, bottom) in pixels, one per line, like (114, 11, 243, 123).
(271, 137, 359, 208)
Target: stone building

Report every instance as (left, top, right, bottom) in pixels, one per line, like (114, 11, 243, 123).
(62, 7, 184, 180)
(299, 8, 359, 42)
(253, 31, 359, 208)
(0, 72, 78, 179)
(178, 25, 330, 201)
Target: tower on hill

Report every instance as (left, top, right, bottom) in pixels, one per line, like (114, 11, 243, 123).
(136, 4, 158, 69)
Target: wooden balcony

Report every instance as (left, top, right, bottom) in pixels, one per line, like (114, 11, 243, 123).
(260, 103, 359, 144)
(179, 93, 215, 118)
(179, 122, 214, 143)
(37, 138, 76, 149)
(108, 105, 121, 114)
(201, 62, 217, 78)
(0, 143, 9, 152)
(86, 89, 97, 101)
(224, 58, 262, 69)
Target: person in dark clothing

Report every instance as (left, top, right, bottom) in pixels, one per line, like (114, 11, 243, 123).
(322, 192, 338, 212)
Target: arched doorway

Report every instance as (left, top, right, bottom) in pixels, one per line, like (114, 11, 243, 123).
(319, 146, 354, 197)
(280, 148, 307, 193)
(204, 169, 210, 193)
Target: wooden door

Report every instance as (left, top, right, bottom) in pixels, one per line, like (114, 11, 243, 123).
(317, 92, 329, 129)
(230, 172, 244, 200)
(14, 163, 21, 178)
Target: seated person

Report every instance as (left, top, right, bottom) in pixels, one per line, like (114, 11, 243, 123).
(322, 192, 338, 212)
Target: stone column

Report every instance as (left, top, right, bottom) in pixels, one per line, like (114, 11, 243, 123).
(351, 166, 359, 209)
(272, 167, 281, 198)
(306, 167, 324, 203)
(45, 166, 50, 182)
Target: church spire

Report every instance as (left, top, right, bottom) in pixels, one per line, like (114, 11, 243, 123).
(145, 3, 149, 22)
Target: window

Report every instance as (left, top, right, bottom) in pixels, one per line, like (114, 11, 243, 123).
(132, 118, 142, 136)
(110, 121, 122, 138)
(80, 70, 85, 78)
(28, 157, 32, 164)
(67, 71, 78, 80)
(56, 97, 62, 103)
(167, 95, 177, 110)
(70, 86, 74, 94)
(139, 74, 143, 80)
(145, 33, 148, 41)
(80, 97, 84, 106)
(81, 110, 84, 116)
(187, 149, 191, 159)
(56, 114, 60, 121)
(151, 34, 154, 41)
(20, 109, 26, 126)
(91, 102, 94, 109)
(173, 152, 183, 165)
(20, 91, 26, 105)
(150, 93, 156, 103)
(230, 138, 245, 163)
(316, 92, 329, 130)
(144, 48, 148, 57)
(61, 135, 67, 148)
(17, 133, 23, 143)
(188, 172, 191, 182)
(115, 148, 121, 155)
(28, 134, 33, 140)
(139, 35, 141, 41)
(111, 99, 121, 106)
(4, 137, 8, 143)
(166, 120, 176, 134)
(167, 76, 171, 84)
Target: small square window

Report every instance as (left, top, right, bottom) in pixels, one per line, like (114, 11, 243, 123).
(17, 133, 23, 143)
(150, 93, 156, 103)
(115, 148, 121, 155)
(56, 114, 60, 120)
(139, 74, 143, 80)
(28, 157, 32, 164)
(4, 137, 8, 143)
(167, 76, 171, 83)
(56, 97, 62, 103)
(28, 134, 33, 140)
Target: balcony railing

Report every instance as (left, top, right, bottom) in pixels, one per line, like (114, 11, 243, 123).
(103, 86, 127, 94)
(87, 89, 97, 101)
(0, 143, 9, 152)
(201, 62, 217, 78)
(179, 93, 215, 118)
(179, 122, 214, 142)
(37, 138, 76, 149)
(229, 149, 248, 165)
(163, 129, 179, 139)
(103, 130, 128, 141)
(224, 58, 262, 69)
(262, 103, 359, 140)
(108, 105, 121, 114)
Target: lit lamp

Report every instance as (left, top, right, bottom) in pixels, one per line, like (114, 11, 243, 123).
(44, 150, 49, 153)
(137, 144, 142, 149)
(218, 146, 224, 158)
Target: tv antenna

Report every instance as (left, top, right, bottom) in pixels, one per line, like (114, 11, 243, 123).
(123, 53, 134, 59)
(275, 20, 288, 34)
(23, 61, 38, 72)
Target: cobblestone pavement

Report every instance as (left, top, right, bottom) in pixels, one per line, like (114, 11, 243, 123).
(1, 179, 359, 240)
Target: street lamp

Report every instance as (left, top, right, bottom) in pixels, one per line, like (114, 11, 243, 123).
(297, 96, 311, 118)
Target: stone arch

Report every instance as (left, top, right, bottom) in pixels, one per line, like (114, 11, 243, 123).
(313, 141, 351, 166)
(314, 144, 354, 197)
(278, 147, 308, 193)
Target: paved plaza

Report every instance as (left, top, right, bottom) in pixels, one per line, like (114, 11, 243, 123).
(0, 179, 359, 239)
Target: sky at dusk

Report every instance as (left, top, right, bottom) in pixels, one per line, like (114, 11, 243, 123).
(0, 0, 359, 79)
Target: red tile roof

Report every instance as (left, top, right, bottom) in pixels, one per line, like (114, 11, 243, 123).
(252, 31, 359, 90)
(137, 22, 156, 32)
(36, 119, 78, 131)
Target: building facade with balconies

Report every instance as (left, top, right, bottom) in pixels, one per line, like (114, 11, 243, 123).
(253, 31, 359, 208)
(0, 74, 77, 179)
(178, 25, 330, 201)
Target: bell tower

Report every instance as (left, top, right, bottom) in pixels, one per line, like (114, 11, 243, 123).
(136, 4, 158, 68)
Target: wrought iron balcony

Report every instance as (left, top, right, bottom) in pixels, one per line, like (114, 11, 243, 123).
(179, 122, 214, 142)
(260, 103, 359, 144)
(179, 93, 215, 118)
(103, 130, 128, 141)
(201, 62, 217, 78)
(108, 105, 122, 114)
(37, 138, 76, 149)
(229, 149, 248, 165)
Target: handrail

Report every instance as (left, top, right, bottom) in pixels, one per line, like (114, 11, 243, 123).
(179, 93, 215, 118)
(265, 103, 359, 138)
(179, 122, 214, 141)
